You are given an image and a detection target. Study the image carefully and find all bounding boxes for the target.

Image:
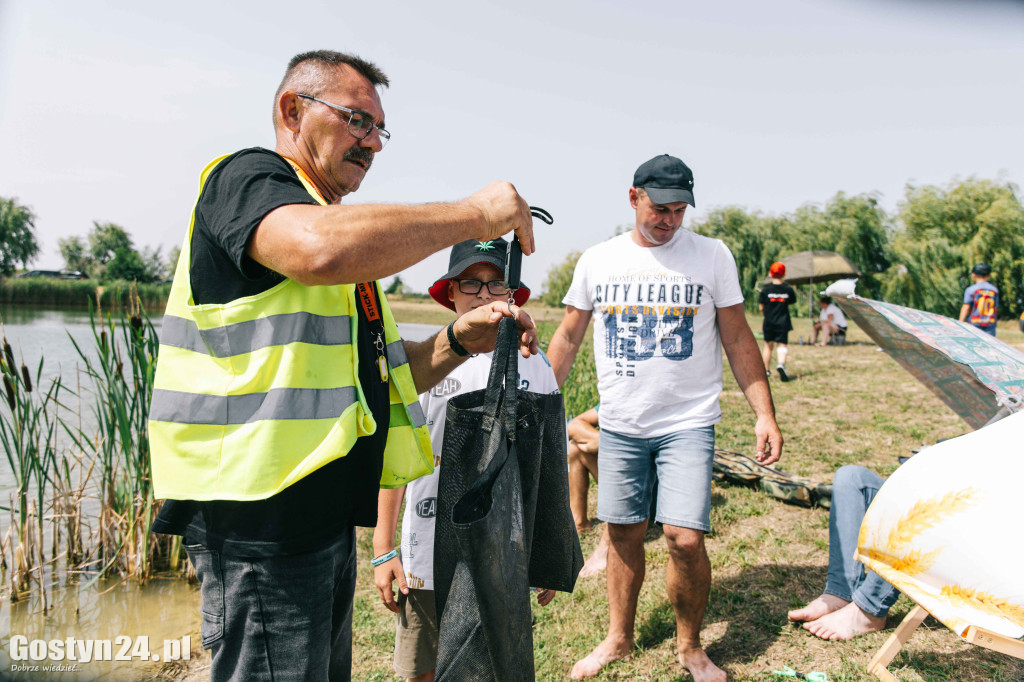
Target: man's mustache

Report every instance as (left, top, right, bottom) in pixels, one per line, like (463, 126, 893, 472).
(344, 147, 374, 170)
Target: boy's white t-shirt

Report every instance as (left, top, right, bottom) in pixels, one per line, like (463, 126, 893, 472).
(562, 230, 744, 437)
(400, 350, 559, 591)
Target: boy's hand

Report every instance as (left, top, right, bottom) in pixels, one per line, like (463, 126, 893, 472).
(536, 588, 555, 606)
(374, 555, 409, 614)
(453, 301, 539, 358)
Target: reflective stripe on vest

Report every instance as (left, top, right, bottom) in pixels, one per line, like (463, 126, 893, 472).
(148, 152, 434, 501)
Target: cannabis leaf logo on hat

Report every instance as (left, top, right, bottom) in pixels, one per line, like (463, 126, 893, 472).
(475, 241, 496, 251)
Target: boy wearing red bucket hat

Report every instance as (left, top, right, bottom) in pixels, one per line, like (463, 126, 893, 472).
(759, 262, 797, 382)
(373, 237, 557, 681)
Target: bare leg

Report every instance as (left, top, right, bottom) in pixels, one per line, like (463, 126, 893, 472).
(409, 671, 434, 682)
(788, 593, 850, 622)
(803, 601, 887, 640)
(568, 441, 592, 533)
(579, 525, 610, 578)
(761, 341, 774, 371)
(663, 525, 725, 682)
(570, 521, 646, 679)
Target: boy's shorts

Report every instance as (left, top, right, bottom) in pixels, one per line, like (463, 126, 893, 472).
(762, 324, 790, 344)
(394, 588, 438, 678)
(596, 425, 715, 532)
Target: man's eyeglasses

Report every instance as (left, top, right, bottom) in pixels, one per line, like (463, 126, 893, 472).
(454, 279, 509, 295)
(297, 94, 390, 148)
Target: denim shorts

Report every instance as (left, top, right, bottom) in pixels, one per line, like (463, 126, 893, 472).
(596, 425, 715, 531)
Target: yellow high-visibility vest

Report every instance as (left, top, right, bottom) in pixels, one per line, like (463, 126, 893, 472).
(149, 153, 433, 501)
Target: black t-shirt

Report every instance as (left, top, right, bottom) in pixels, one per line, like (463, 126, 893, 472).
(151, 148, 391, 557)
(759, 283, 798, 331)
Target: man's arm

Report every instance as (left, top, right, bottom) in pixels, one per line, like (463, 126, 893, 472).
(567, 407, 600, 454)
(404, 302, 539, 394)
(546, 306, 593, 388)
(959, 303, 970, 322)
(372, 486, 408, 613)
(249, 182, 534, 286)
(717, 303, 783, 465)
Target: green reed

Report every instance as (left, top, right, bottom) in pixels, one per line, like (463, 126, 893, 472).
(0, 277, 170, 310)
(0, 286, 182, 603)
(64, 289, 166, 583)
(0, 334, 64, 603)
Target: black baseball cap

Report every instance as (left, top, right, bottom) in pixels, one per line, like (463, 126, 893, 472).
(971, 263, 991, 276)
(633, 154, 695, 207)
(428, 237, 531, 312)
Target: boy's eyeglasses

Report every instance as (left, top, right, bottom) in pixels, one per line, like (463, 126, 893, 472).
(454, 279, 509, 295)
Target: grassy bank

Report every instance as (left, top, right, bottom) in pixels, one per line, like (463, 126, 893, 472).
(161, 299, 1024, 681)
(0, 277, 170, 310)
(350, 300, 1023, 681)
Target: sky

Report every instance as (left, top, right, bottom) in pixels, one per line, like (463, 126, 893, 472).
(1, 0, 1023, 294)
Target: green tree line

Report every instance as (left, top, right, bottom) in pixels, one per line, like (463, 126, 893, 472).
(0, 196, 173, 283)
(542, 177, 1024, 319)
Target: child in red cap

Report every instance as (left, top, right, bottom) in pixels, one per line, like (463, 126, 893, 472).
(758, 262, 797, 382)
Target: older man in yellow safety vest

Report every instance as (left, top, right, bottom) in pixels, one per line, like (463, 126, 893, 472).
(149, 50, 539, 682)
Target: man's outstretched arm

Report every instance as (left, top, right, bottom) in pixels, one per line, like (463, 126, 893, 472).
(718, 303, 783, 465)
(249, 182, 535, 286)
(547, 306, 593, 388)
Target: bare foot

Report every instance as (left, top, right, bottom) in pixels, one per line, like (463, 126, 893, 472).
(788, 593, 850, 622)
(570, 638, 631, 679)
(677, 647, 727, 682)
(579, 537, 609, 578)
(802, 601, 887, 640)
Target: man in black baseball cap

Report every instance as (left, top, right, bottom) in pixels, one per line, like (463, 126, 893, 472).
(548, 153, 781, 681)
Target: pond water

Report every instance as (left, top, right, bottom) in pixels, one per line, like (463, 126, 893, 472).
(0, 305, 441, 680)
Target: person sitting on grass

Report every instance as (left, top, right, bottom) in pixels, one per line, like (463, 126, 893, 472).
(758, 261, 797, 381)
(373, 237, 558, 682)
(812, 295, 847, 346)
(568, 406, 610, 577)
(788, 464, 898, 640)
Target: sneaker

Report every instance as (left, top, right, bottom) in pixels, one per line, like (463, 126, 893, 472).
(776, 364, 791, 382)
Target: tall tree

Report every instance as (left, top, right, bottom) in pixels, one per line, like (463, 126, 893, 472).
(0, 197, 41, 276)
(88, 221, 134, 265)
(540, 250, 582, 308)
(58, 235, 90, 275)
(884, 178, 1024, 317)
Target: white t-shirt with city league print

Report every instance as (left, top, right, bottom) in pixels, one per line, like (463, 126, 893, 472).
(563, 230, 744, 437)
(400, 350, 559, 591)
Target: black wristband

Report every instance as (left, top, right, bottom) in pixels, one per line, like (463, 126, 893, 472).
(446, 321, 471, 357)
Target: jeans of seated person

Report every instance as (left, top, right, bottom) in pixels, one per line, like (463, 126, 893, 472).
(823, 465, 900, 618)
(185, 527, 357, 682)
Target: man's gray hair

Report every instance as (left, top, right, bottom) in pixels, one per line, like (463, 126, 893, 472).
(273, 50, 389, 124)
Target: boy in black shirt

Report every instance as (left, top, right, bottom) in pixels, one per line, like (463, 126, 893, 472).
(758, 262, 798, 382)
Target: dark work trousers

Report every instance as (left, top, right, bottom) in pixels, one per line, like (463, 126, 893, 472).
(185, 527, 357, 682)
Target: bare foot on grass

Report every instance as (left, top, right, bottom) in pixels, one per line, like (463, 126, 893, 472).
(677, 647, 727, 682)
(570, 637, 631, 679)
(787, 593, 850, 622)
(579, 535, 609, 578)
(802, 601, 887, 640)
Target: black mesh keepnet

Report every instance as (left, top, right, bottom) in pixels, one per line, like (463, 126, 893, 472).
(433, 317, 584, 682)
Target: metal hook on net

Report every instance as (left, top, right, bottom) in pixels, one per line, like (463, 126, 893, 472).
(505, 206, 554, 310)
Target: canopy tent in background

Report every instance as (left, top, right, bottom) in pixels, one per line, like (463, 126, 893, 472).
(856, 411, 1024, 678)
(833, 294, 1024, 429)
(764, 250, 861, 333)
